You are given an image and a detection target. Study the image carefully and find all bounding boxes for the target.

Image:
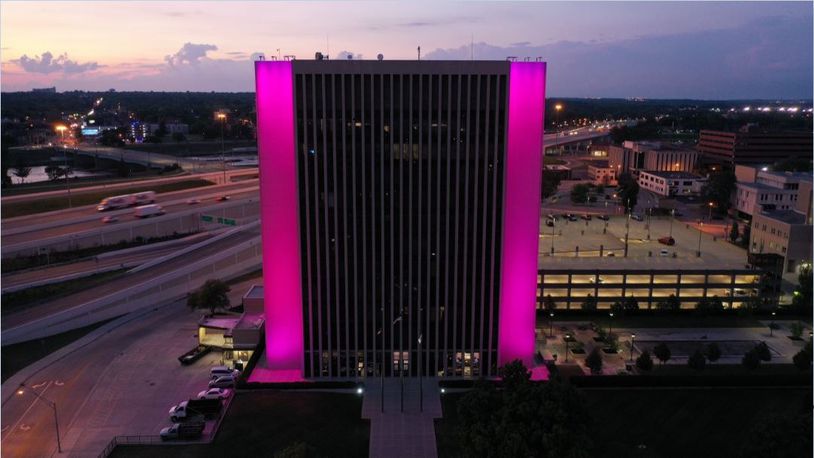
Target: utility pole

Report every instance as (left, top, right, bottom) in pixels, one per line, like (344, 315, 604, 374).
(696, 221, 703, 257)
(624, 199, 631, 258)
(17, 383, 61, 453)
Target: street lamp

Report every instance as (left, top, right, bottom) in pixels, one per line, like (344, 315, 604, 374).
(623, 200, 631, 257)
(669, 209, 675, 238)
(55, 125, 72, 208)
(564, 333, 571, 362)
(216, 112, 227, 184)
(17, 383, 62, 453)
(549, 312, 555, 338)
(770, 312, 776, 337)
(697, 221, 703, 257)
(554, 103, 563, 154)
(707, 202, 714, 221)
(630, 333, 636, 362)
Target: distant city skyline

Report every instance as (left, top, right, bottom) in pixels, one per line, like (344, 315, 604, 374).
(1, 1, 812, 99)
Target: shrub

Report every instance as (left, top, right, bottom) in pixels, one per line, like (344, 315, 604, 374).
(544, 294, 557, 311)
(687, 349, 706, 371)
(586, 348, 603, 374)
(789, 321, 804, 339)
(582, 294, 597, 312)
(653, 342, 671, 366)
(635, 350, 654, 371)
(792, 348, 811, 371)
(705, 342, 721, 364)
(656, 294, 681, 312)
(742, 349, 761, 370)
(754, 342, 772, 362)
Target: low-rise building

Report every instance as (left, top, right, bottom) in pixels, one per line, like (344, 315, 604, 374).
(732, 166, 812, 218)
(197, 285, 265, 367)
(587, 160, 617, 185)
(637, 171, 706, 197)
(608, 141, 697, 176)
(749, 180, 813, 274)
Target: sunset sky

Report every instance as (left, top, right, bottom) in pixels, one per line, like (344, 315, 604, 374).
(1, 1, 811, 98)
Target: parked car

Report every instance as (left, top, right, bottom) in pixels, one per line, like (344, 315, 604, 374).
(630, 213, 644, 221)
(606, 252, 616, 257)
(209, 366, 239, 380)
(658, 236, 676, 246)
(659, 249, 670, 257)
(581, 214, 592, 221)
(598, 215, 610, 221)
(545, 220, 554, 227)
(101, 216, 118, 224)
(160, 422, 205, 441)
(169, 399, 222, 422)
(567, 214, 578, 222)
(209, 375, 237, 388)
(197, 388, 231, 400)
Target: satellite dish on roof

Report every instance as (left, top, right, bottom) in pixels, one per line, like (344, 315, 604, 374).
(377, 53, 384, 61)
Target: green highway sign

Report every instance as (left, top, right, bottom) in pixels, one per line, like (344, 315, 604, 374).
(201, 215, 236, 226)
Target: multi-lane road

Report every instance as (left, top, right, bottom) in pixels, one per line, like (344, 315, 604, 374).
(2, 180, 259, 247)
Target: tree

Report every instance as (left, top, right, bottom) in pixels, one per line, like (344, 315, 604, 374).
(585, 348, 603, 374)
(457, 362, 595, 457)
(705, 342, 721, 364)
(656, 294, 680, 312)
(44, 165, 65, 181)
(653, 342, 671, 366)
(187, 279, 231, 315)
(582, 294, 597, 312)
(754, 341, 772, 362)
(729, 220, 739, 242)
(498, 359, 531, 390)
(687, 349, 706, 371)
(12, 164, 31, 184)
(611, 296, 638, 315)
(700, 168, 736, 214)
(792, 347, 812, 372)
(570, 184, 591, 204)
(542, 173, 562, 199)
(617, 173, 639, 213)
(544, 294, 557, 312)
(636, 350, 654, 371)
(791, 263, 812, 314)
(742, 349, 761, 370)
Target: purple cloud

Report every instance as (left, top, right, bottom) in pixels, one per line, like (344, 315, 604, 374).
(164, 42, 218, 67)
(16, 51, 100, 74)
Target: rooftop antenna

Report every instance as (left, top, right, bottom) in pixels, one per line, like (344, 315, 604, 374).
(276, 48, 281, 60)
(326, 34, 330, 60)
(417, 46, 421, 61)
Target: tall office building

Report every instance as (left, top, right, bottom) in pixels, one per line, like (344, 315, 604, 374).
(697, 128, 813, 166)
(256, 59, 545, 379)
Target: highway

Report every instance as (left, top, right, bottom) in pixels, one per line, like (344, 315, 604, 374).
(2, 227, 260, 332)
(2, 182, 259, 247)
(1, 233, 214, 292)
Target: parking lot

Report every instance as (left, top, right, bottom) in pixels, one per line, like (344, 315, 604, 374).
(539, 213, 745, 269)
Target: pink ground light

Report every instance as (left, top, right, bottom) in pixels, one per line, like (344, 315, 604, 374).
(255, 61, 305, 380)
(498, 62, 546, 369)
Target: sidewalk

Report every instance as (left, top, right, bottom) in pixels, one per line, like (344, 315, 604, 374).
(361, 377, 442, 458)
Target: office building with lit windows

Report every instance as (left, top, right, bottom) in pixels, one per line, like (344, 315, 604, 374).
(255, 59, 546, 380)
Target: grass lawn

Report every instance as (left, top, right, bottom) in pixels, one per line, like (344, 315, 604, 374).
(1, 269, 127, 316)
(111, 390, 369, 458)
(436, 386, 810, 458)
(1, 179, 213, 218)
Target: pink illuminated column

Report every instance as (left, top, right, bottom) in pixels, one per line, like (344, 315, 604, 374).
(255, 61, 304, 378)
(498, 62, 546, 368)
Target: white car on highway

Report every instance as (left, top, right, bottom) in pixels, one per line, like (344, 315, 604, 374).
(197, 388, 231, 400)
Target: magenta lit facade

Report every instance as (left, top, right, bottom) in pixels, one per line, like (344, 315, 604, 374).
(256, 60, 545, 378)
(255, 61, 305, 379)
(498, 62, 546, 367)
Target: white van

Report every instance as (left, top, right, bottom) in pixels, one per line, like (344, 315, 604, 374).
(97, 194, 135, 211)
(132, 191, 156, 206)
(133, 204, 164, 218)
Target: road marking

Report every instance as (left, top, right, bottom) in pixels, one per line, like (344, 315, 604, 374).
(1, 381, 53, 443)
